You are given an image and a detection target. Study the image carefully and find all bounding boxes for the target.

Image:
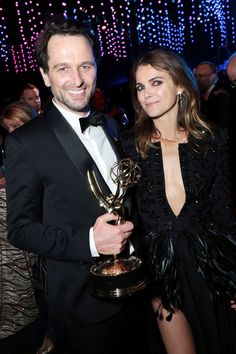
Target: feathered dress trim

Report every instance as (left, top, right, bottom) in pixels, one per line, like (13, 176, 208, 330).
(144, 223, 236, 314)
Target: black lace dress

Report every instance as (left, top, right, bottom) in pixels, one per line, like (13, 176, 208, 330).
(121, 129, 236, 354)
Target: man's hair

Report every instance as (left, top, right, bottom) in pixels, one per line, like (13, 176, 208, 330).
(35, 15, 100, 73)
(195, 61, 217, 74)
(20, 83, 39, 98)
(227, 52, 236, 62)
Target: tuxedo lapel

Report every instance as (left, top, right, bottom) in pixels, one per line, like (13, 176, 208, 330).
(45, 103, 114, 196)
(45, 103, 91, 183)
(45, 103, 132, 220)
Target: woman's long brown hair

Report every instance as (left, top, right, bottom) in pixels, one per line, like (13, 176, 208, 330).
(130, 48, 212, 157)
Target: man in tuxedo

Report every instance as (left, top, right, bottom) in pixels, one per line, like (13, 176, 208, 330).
(4, 17, 147, 354)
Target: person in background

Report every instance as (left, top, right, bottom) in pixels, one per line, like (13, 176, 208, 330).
(121, 48, 236, 354)
(0, 100, 33, 174)
(19, 83, 43, 116)
(216, 69, 230, 91)
(91, 88, 107, 112)
(0, 101, 42, 354)
(0, 126, 8, 168)
(226, 52, 236, 85)
(194, 61, 231, 129)
(91, 87, 130, 130)
(226, 52, 236, 206)
(4, 16, 147, 354)
(1, 102, 56, 354)
(0, 100, 32, 133)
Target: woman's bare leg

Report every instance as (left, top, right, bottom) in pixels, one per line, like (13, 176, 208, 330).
(152, 299, 196, 354)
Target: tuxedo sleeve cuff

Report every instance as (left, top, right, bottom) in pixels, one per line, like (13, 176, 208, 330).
(89, 227, 100, 257)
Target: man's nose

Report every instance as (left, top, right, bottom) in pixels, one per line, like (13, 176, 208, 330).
(72, 68, 84, 86)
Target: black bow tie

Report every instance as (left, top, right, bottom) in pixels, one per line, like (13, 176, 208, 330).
(79, 112, 105, 133)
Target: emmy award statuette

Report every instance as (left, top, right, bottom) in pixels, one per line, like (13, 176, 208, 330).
(87, 158, 147, 298)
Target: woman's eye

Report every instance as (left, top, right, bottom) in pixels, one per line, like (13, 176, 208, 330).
(136, 85, 143, 92)
(153, 80, 162, 86)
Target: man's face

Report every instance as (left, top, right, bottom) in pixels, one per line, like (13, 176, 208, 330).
(40, 34, 97, 116)
(226, 56, 236, 87)
(22, 88, 41, 112)
(194, 64, 216, 93)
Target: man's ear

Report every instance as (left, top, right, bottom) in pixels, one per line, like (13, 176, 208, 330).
(40, 68, 51, 88)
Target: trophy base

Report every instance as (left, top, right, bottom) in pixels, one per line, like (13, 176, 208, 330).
(89, 256, 148, 299)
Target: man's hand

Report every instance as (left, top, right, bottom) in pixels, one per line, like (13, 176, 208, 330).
(93, 213, 134, 255)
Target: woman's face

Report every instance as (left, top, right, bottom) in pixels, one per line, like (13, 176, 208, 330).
(135, 64, 180, 119)
(3, 116, 25, 133)
(2, 108, 30, 133)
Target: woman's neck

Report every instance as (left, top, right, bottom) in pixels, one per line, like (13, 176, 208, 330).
(153, 117, 186, 143)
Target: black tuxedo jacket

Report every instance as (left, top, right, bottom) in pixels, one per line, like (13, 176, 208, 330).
(5, 102, 140, 326)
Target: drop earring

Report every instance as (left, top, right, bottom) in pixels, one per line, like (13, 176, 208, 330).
(178, 93, 185, 112)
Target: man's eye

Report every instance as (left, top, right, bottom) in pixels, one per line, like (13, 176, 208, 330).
(58, 67, 67, 72)
(81, 65, 91, 71)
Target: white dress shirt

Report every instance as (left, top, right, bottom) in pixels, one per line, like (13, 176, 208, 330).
(52, 100, 119, 256)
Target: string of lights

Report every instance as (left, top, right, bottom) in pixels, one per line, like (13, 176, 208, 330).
(0, 4, 9, 72)
(0, 0, 235, 74)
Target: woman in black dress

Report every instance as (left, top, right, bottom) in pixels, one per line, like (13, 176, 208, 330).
(121, 48, 236, 354)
